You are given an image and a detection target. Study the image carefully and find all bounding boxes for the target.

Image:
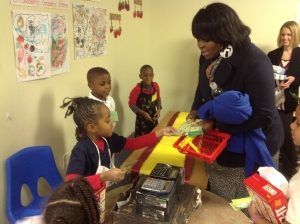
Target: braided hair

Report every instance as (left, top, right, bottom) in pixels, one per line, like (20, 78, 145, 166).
(44, 177, 100, 224)
(60, 97, 104, 140)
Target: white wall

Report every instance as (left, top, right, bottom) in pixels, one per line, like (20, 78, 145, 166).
(0, 0, 299, 223)
(148, 0, 300, 116)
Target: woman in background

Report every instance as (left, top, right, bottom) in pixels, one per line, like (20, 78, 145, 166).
(268, 21, 300, 180)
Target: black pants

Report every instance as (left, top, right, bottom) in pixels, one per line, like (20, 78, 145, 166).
(278, 110, 298, 179)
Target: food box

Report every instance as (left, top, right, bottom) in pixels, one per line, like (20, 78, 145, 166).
(244, 173, 288, 224)
(94, 183, 106, 224)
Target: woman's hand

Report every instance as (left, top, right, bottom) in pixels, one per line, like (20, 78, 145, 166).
(102, 168, 126, 182)
(186, 110, 198, 121)
(281, 76, 295, 89)
(200, 119, 214, 133)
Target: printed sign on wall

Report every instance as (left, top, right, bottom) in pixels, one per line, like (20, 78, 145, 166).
(11, 0, 70, 9)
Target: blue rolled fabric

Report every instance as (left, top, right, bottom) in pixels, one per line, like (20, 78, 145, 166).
(197, 90, 276, 177)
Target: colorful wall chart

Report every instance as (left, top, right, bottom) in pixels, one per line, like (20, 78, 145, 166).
(73, 5, 107, 59)
(13, 11, 70, 82)
(13, 11, 52, 82)
(51, 14, 70, 75)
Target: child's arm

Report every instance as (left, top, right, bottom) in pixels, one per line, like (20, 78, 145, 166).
(154, 126, 176, 137)
(153, 105, 161, 121)
(128, 84, 140, 114)
(248, 202, 277, 224)
(123, 127, 176, 150)
(100, 168, 126, 182)
(66, 169, 126, 191)
(153, 82, 162, 120)
(66, 173, 103, 191)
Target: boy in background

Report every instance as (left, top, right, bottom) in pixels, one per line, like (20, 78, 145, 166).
(87, 67, 117, 128)
(128, 65, 162, 137)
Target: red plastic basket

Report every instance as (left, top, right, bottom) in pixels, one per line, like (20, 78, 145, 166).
(173, 131, 230, 163)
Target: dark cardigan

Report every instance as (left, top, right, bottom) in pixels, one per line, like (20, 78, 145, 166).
(268, 46, 300, 113)
(191, 38, 284, 168)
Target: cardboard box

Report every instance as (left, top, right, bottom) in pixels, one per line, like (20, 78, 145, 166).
(244, 173, 287, 224)
(135, 175, 182, 221)
(111, 176, 196, 224)
(94, 183, 106, 224)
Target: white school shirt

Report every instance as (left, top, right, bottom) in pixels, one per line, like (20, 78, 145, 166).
(286, 170, 300, 223)
(89, 92, 115, 111)
(15, 215, 43, 224)
(89, 93, 116, 129)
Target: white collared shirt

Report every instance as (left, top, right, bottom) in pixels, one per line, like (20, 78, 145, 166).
(89, 92, 115, 111)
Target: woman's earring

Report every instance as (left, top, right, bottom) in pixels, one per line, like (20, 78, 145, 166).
(220, 45, 233, 58)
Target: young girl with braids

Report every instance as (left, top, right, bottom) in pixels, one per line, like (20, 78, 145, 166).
(60, 97, 176, 191)
(16, 177, 100, 224)
(44, 177, 100, 224)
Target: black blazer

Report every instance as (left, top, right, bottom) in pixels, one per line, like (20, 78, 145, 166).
(191, 38, 284, 167)
(268, 47, 300, 113)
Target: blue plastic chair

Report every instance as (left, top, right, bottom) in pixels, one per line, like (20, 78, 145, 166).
(6, 146, 63, 223)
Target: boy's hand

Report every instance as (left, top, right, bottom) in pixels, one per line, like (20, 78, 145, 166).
(142, 111, 153, 122)
(103, 168, 126, 182)
(153, 110, 160, 121)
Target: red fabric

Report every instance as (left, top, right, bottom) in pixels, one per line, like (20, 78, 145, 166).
(94, 140, 104, 151)
(66, 173, 103, 191)
(123, 132, 158, 150)
(128, 82, 161, 106)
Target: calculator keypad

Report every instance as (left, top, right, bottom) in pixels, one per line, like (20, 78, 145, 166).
(150, 164, 171, 177)
(143, 178, 163, 191)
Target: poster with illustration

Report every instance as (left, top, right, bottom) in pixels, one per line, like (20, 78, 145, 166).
(51, 14, 70, 75)
(13, 11, 51, 82)
(73, 5, 107, 59)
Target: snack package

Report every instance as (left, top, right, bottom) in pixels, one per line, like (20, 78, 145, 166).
(94, 183, 106, 224)
(258, 167, 289, 197)
(244, 173, 287, 224)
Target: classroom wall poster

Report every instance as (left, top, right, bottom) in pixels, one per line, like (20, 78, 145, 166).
(73, 5, 107, 59)
(13, 11, 52, 82)
(11, 0, 70, 9)
(51, 14, 70, 75)
(13, 11, 70, 82)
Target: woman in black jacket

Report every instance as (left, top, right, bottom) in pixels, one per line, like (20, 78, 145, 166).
(268, 21, 300, 180)
(187, 2, 284, 204)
